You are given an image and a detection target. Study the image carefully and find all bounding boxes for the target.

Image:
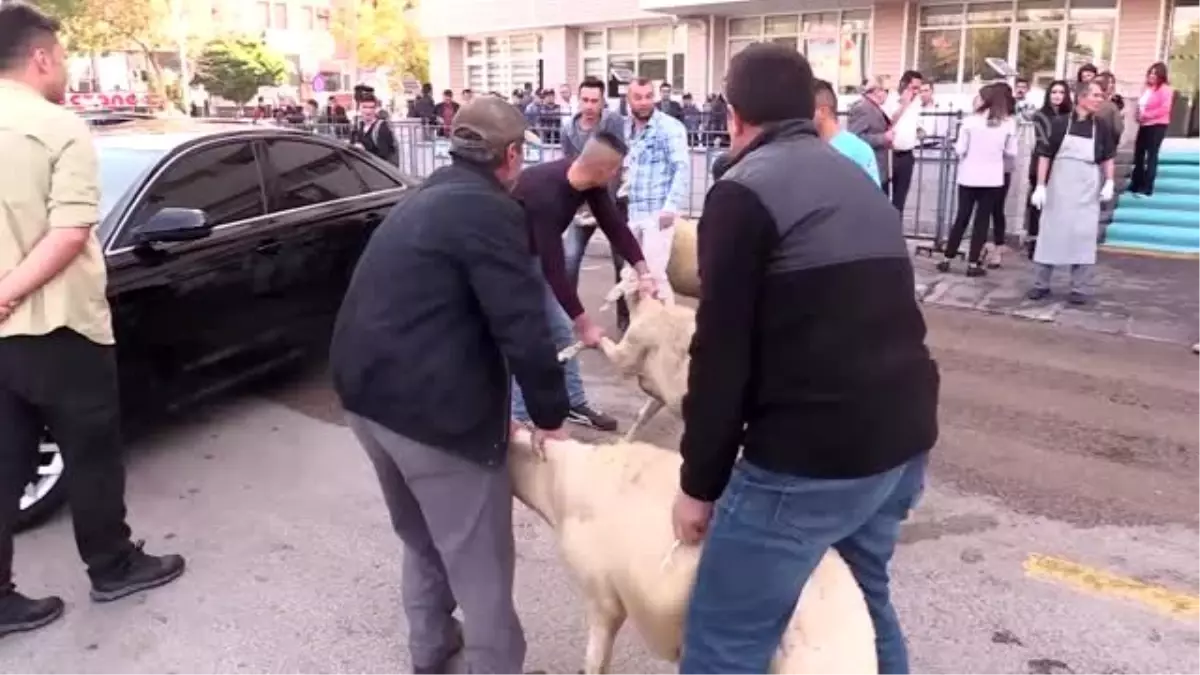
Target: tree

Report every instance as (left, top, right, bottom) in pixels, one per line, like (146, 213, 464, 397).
(35, 0, 170, 89)
(332, 0, 429, 87)
(192, 38, 289, 105)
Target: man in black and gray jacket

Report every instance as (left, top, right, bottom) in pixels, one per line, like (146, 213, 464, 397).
(670, 43, 940, 675)
(330, 97, 568, 674)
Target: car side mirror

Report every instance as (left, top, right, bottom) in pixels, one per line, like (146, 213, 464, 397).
(133, 207, 212, 244)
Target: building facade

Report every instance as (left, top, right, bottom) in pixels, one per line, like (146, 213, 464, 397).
(69, 0, 351, 103)
(419, 0, 1198, 103)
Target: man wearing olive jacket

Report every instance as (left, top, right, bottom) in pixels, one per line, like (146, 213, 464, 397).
(330, 97, 568, 674)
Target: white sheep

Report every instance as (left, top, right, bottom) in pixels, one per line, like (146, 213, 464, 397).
(559, 266, 695, 442)
(508, 427, 878, 674)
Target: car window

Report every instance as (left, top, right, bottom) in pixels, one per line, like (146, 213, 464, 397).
(343, 152, 403, 192)
(117, 141, 267, 246)
(265, 139, 368, 212)
(95, 146, 164, 224)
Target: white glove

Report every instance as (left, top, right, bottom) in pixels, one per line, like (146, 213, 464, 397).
(1030, 185, 1047, 210)
(1099, 180, 1115, 202)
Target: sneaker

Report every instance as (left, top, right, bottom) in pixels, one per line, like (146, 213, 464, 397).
(965, 265, 987, 278)
(0, 590, 64, 637)
(90, 540, 186, 603)
(1067, 291, 1088, 306)
(1026, 287, 1050, 301)
(935, 259, 952, 273)
(567, 404, 619, 432)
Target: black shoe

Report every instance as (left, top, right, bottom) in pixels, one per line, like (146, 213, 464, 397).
(414, 620, 464, 674)
(0, 590, 64, 637)
(1026, 287, 1050, 300)
(90, 540, 186, 603)
(935, 259, 951, 273)
(1067, 291, 1088, 306)
(965, 264, 987, 278)
(567, 404, 618, 432)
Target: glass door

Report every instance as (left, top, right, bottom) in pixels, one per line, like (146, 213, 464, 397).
(1166, 0, 1199, 136)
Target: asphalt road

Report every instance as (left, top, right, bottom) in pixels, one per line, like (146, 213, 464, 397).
(1, 249, 1197, 674)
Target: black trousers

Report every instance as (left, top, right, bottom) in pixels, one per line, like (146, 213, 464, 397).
(1130, 124, 1168, 196)
(944, 185, 1002, 264)
(889, 150, 916, 213)
(0, 329, 133, 591)
(990, 172, 1011, 245)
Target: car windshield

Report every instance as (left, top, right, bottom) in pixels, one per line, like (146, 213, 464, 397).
(97, 145, 165, 223)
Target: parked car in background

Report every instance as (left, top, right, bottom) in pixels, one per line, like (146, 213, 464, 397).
(19, 119, 414, 530)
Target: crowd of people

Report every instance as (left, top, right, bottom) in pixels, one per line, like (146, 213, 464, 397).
(402, 79, 732, 147)
(330, 42, 939, 673)
(0, 0, 1189, 668)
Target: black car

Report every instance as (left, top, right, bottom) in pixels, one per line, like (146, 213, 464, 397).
(19, 119, 414, 530)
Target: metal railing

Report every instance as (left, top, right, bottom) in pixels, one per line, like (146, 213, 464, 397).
(262, 110, 1048, 250)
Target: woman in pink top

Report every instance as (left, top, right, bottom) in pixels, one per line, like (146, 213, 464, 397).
(1130, 62, 1174, 196)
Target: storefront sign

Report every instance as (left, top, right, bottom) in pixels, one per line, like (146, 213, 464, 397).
(66, 92, 163, 109)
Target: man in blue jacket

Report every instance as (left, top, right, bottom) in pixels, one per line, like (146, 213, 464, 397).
(330, 97, 569, 674)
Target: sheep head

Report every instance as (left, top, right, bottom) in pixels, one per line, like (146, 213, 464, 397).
(602, 265, 644, 313)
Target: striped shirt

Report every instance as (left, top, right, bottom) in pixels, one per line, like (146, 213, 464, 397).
(623, 109, 691, 220)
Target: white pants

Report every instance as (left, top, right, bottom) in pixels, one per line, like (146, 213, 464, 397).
(629, 215, 676, 304)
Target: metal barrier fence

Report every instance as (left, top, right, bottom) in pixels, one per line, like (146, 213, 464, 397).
(270, 111, 1044, 250)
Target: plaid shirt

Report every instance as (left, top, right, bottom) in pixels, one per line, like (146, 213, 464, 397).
(623, 109, 691, 221)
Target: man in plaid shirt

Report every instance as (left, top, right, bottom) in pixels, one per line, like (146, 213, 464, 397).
(622, 77, 691, 303)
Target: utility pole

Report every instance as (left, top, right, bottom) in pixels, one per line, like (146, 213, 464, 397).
(171, 0, 190, 113)
(346, 0, 359, 92)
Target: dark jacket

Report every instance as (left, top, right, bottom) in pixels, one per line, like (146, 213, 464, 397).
(657, 98, 684, 122)
(330, 162, 570, 466)
(847, 97, 893, 183)
(352, 118, 398, 165)
(679, 120, 940, 502)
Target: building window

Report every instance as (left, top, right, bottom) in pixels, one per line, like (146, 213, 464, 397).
(257, 1, 271, 29)
(463, 33, 543, 96)
(726, 11, 872, 93)
(315, 8, 330, 30)
(579, 24, 688, 94)
(915, 0, 1116, 92)
(272, 2, 288, 29)
(302, 6, 315, 30)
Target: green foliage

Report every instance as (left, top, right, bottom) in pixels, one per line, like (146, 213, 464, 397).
(331, 0, 429, 86)
(193, 38, 289, 104)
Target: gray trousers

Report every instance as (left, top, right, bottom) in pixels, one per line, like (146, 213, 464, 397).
(347, 413, 525, 674)
(1033, 262, 1091, 294)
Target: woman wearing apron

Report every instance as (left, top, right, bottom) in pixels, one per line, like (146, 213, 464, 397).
(1027, 80, 1117, 304)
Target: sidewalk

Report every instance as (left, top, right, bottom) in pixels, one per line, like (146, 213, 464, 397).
(587, 230, 1197, 346)
(912, 248, 1199, 346)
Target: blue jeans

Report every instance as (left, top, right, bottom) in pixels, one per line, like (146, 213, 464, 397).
(680, 454, 929, 675)
(511, 257, 587, 421)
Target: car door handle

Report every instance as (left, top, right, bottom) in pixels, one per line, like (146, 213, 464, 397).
(255, 240, 282, 256)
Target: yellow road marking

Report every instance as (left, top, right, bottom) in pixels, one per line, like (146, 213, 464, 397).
(1024, 554, 1200, 620)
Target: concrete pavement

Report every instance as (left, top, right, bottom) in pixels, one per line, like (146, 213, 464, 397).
(914, 250, 1200, 346)
(1, 249, 1197, 673)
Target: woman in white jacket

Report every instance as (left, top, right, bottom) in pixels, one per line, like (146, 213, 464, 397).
(936, 84, 1018, 277)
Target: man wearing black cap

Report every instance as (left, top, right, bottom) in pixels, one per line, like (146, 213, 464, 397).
(330, 96, 568, 674)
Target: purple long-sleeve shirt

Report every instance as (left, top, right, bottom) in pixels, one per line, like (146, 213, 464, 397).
(512, 158, 645, 319)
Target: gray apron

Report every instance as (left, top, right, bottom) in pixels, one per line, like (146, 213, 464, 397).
(1034, 123, 1100, 266)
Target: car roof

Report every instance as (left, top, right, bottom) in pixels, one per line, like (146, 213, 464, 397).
(91, 118, 304, 152)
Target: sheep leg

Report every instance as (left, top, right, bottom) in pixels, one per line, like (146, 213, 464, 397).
(598, 336, 645, 377)
(623, 398, 665, 442)
(582, 601, 626, 674)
